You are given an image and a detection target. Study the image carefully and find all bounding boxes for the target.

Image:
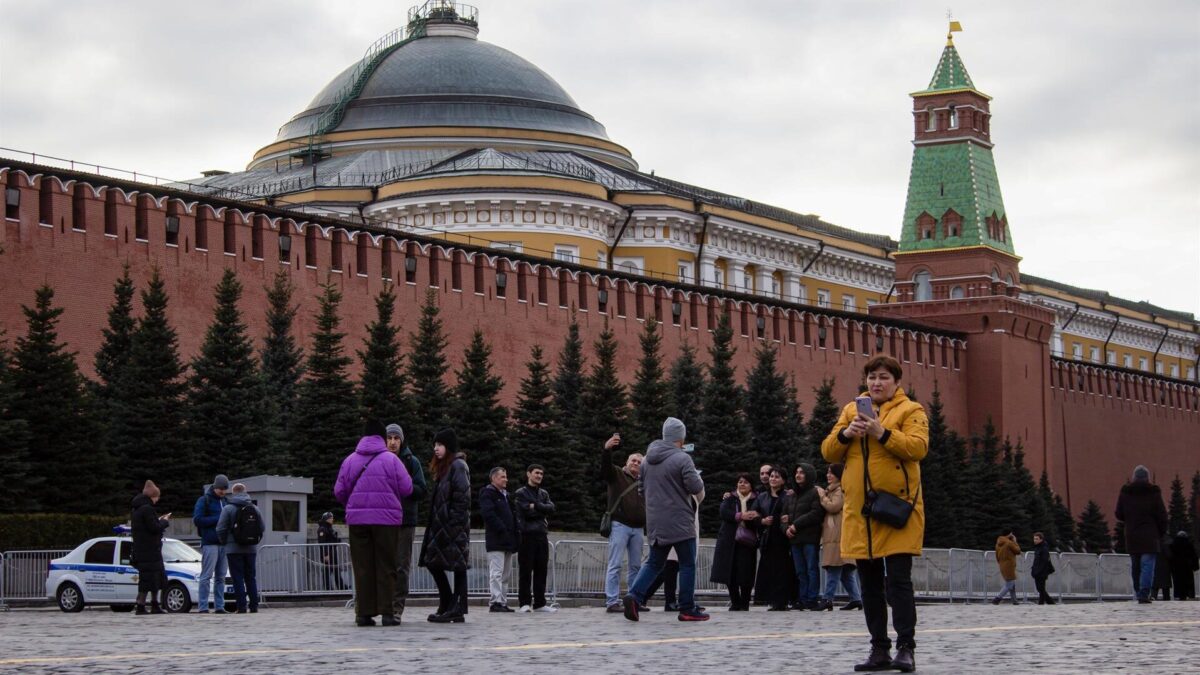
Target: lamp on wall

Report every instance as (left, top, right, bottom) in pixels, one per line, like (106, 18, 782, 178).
(278, 234, 292, 256)
(672, 301, 682, 318)
(818, 325, 827, 342)
(495, 271, 508, 288)
(598, 289, 609, 306)
(875, 335, 885, 352)
(404, 257, 417, 274)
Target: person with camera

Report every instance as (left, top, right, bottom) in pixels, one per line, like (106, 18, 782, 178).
(601, 433, 646, 613)
(821, 355, 927, 673)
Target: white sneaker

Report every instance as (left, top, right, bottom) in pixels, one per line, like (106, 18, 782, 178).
(533, 604, 559, 613)
(517, 605, 533, 613)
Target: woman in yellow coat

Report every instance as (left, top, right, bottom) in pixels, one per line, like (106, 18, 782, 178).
(821, 355, 927, 673)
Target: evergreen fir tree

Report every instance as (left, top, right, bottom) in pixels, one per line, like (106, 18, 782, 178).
(693, 312, 749, 533)
(1036, 470, 1061, 546)
(579, 321, 629, 525)
(668, 341, 705, 427)
(1167, 474, 1191, 536)
(259, 271, 304, 474)
(805, 378, 841, 466)
(184, 270, 265, 477)
(11, 286, 115, 513)
(921, 386, 968, 548)
(405, 289, 451, 454)
(451, 329, 509, 495)
(1076, 500, 1112, 553)
(552, 318, 586, 436)
(291, 282, 361, 517)
(1052, 493, 1078, 551)
(783, 376, 809, 466)
(93, 265, 136, 402)
(358, 284, 412, 428)
(510, 346, 578, 528)
(0, 338, 33, 512)
(108, 270, 191, 512)
(960, 420, 1022, 549)
(745, 344, 796, 471)
(1112, 520, 1127, 554)
(627, 318, 672, 454)
(1000, 438, 1034, 541)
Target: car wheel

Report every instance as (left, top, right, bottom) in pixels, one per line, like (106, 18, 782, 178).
(57, 582, 85, 613)
(110, 604, 135, 612)
(165, 582, 192, 613)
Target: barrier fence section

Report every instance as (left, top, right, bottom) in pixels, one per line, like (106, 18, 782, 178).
(0, 549, 72, 609)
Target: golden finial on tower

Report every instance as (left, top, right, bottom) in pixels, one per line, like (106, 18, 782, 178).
(946, 11, 963, 46)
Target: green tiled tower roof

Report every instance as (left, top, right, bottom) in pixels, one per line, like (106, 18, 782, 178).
(899, 143, 1014, 254)
(920, 43, 975, 93)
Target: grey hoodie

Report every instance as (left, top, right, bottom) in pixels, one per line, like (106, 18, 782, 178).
(216, 492, 262, 554)
(639, 439, 705, 546)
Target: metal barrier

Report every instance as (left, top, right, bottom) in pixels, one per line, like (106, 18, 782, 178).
(0, 549, 71, 609)
(257, 543, 355, 596)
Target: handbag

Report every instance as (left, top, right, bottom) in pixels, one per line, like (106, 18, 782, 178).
(600, 480, 639, 537)
(861, 438, 920, 529)
(735, 522, 758, 547)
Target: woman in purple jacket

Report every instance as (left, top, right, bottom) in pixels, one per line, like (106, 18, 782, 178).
(334, 419, 413, 627)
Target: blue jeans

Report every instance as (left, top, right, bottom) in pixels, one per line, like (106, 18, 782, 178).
(605, 521, 643, 606)
(1131, 553, 1157, 600)
(791, 543, 821, 604)
(627, 538, 697, 611)
(823, 564, 862, 602)
(226, 552, 259, 611)
(198, 544, 227, 611)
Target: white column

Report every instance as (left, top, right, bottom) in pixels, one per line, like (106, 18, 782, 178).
(757, 267, 775, 298)
(783, 271, 802, 303)
(728, 260, 747, 292)
(699, 254, 717, 288)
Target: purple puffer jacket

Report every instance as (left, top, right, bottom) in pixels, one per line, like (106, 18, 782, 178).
(334, 435, 413, 526)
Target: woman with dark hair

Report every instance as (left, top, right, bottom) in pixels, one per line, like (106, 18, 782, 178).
(130, 480, 170, 614)
(419, 428, 472, 623)
(710, 473, 760, 610)
(822, 355, 927, 673)
(752, 466, 794, 611)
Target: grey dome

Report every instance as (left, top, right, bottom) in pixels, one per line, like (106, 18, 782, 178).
(275, 35, 611, 143)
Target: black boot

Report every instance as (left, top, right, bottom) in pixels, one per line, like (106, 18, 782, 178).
(429, 599, 465, 624)
(355, 616, 375, 627)
(853, 647, 893, 672)
(892, 647, 915, 673)
(135, 605, 148, 615)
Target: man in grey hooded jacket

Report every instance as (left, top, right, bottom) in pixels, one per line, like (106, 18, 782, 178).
(622, 417, 708, 622)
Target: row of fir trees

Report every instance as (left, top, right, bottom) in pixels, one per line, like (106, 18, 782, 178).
(1, 268, 1197, 552)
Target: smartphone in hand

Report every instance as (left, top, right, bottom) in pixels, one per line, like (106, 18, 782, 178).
(855, 396, 875, 419)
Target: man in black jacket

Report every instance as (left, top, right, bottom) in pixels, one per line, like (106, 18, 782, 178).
(317, 512, 346, 591)
(783, 462, 825, 610)
(1115, 464, 1168, 604)
(1030, 532, 1056, 605)
(515, 464, 556, 612)
(386, 424, 428, 620)
(480, 467, 519, 612)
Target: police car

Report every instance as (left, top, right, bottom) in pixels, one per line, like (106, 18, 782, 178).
(45, 534, 233, 613)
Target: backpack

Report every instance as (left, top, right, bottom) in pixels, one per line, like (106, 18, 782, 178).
(232, 504, 264, 546)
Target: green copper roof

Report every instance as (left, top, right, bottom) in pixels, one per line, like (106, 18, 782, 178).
(918, 43, 976, 94)
(899, 142, 1015, 254)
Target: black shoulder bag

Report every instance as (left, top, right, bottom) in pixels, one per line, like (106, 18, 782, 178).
(600, 481, 639, 538)
(861, 437, 920, 529)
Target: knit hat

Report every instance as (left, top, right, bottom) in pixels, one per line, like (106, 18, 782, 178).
(363, 419, 387, 439)
(321, 511, 334, 522)
(142, 480, 160, 499)
(1132, 465, 1150, 482)
(212, 474, 230, 490)
(433, 428, 459, 455)
(385, 423, 404, 440)
(662, 417, 687, 443)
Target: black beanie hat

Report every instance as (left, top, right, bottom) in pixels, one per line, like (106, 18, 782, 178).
(363, 419, 387, 439)
(433, 428, 459, 455)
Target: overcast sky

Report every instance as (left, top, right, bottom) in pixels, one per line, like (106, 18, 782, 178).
(2, 0, 1197, 316)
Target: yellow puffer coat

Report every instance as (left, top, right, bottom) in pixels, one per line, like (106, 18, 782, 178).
(820, 389, 928, 560)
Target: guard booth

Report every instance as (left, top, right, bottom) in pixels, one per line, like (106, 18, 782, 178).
(229, 475, 313, 546)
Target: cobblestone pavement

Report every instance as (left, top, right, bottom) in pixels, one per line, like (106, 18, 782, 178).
(1, 600, 1197, 674)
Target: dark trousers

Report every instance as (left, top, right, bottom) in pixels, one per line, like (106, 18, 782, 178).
(394, 526, 415, 615)
(727, 546, 756, 609)
(857, 554, 916, 651)
(645, 559, 680, 605)
(227, 552, 259, 611)
(518, 533, 550, 608)
(348, 524, 400, 618)
(429, 567, 468, 614)
(1033, 574, 1053, 603)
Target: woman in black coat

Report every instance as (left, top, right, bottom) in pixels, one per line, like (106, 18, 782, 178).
(710, 473, 760, 611)
(1169, 531, 1199, 600)
(753, 467, 795, 610)
(419, 428, 472, 623)
(130, 480, 170, 614)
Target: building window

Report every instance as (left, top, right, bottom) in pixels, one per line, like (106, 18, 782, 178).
(948, 105, 959, 129)
(771, 279, 780, 298)
(925, 106, 936, 131)
(4, 186, 18, 220)
(1138, 356, 1148, 371)
(490, 241, 523, 253)
(842, 294, 856, 312)
(596, 252, 607, 268)
(678, 263, 691, 284)
(714, 268, 725, 288)
(1051, 334, 1064, 357)
(742, 273, 752, 292)
(913, 271, 932, 301)
(1105, 350, 1116, 366)
(1089, 346, 1100, 364)
(817, 289, 831, 308)
(1155, 361, 1164, 375)
(615, 257, 642, 275)
(950, 285, 964, 299)
(1170, 363, 1179, 378)
(1123, 354, 1132, 368)
(1072, 343, 1083, 361)
(1188, 366, 1196, 380)
(553, 245, 578, 264)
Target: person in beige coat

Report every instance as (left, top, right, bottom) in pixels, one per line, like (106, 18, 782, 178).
(819, 463, 863, 611)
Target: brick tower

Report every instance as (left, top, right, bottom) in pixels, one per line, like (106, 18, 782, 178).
(872, 24, 1057, 469)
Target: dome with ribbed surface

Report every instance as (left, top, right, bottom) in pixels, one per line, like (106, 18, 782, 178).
(274, 34, 611, 144)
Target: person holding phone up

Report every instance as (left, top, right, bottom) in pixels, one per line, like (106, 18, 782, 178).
(821, 355, 928, 673)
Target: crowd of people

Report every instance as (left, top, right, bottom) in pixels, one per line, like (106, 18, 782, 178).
(123, 353, 1196, 674)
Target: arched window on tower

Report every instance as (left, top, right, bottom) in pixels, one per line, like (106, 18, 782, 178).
(916, 212, 936, 241)
(925, 106, 936, 131)
(948, 105, 959, 129)
(913, 271, 932, 301)
(941, 209, 961, 238)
